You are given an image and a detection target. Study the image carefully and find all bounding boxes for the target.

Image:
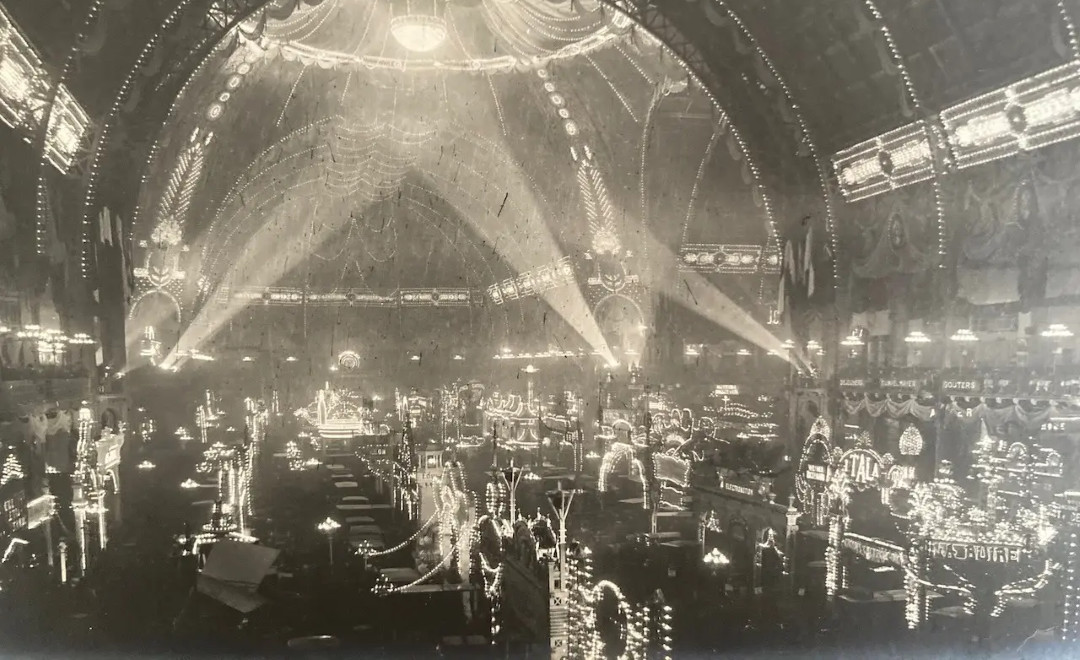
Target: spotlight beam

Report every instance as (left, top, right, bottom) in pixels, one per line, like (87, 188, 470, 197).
(639, 230, 806, 369)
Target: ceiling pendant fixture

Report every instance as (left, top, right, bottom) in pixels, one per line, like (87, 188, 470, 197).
(1041, 323, 1074, 339)
(904, 330, 931, 344)
(840, 332, 864, 347)
(949, 328, 978, 342)
(390, 0, 448, 53)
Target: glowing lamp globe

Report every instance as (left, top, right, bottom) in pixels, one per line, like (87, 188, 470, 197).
(390, 14, 447, 53)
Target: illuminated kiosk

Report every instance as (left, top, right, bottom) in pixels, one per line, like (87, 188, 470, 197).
(187, 400, 265, 546)
(487, 479, 670, 659)
(821, 429, 915, 624)
(484, 392, 542, 452)
(415, 445, 447, 572)
(482, 387, 584, 471)
(295, 384, 383, 441)
(451, 381, 487, 447)
(366, 455, 477, 610)
(71, 404, 120, 574)
(902, 421, 1061, 633)
(598, 394, 693, 534)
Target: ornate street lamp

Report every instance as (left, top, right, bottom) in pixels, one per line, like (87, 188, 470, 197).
(317, 517, 341, 566)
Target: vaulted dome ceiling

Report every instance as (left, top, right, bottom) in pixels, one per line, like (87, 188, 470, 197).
(129, 0, 775, 360)
(45, 0, 1071, 366)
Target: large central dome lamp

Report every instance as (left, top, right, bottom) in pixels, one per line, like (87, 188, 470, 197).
(390, 0, 448, 53)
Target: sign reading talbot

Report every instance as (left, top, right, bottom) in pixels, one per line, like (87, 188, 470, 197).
(840, 449, 882, 488)
(927, 540, 1024, 563)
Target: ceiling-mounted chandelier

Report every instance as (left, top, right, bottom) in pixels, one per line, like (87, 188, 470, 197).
(390, 0, 448, 53)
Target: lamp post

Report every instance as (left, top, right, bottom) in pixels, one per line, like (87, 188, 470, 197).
(58, 540, 68, 584)
(72, 487, 88, 574)
(493, 459, 525, 525)
(546, 481, 578, 659)
(642, 385, 659, 536)
(546, 481, 579, 571)
(356, 539, 374, 572)
(317, 517, 341, 567)
(196, 406, 209, 445)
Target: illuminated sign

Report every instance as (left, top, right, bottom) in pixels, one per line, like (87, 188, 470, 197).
(1041, 418, 1080, 434)
(806, 463, 829, 483)
(0, 490, 27, 533)
(678, 244, 774, 274)
(879, 378, 920, 390)
(927, 540, 1024, 563)
(840, 449, 883, 489)
(839, 379, 866, 389)
(942, 380, 980, 393)
(0, 5, 90, 173)
(717, 479, 759, 498)
(842, 535, 904, 566)
(487, 257, 575, 305)
(712, 385, 740, 396)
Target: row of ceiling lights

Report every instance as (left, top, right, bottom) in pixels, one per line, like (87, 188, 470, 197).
(182, 352, 475, 365)
(840, 324, 1075, 347)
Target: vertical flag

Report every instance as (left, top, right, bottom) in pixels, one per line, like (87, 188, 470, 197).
(115, 212, 131, 305)
(781, 239, 790, 319)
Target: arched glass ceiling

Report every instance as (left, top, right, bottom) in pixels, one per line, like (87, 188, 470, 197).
(132, 0, 782, 364)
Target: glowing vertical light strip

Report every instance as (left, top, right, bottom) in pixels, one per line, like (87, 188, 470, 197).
(716, 0, 840, 288)
(1064, 530, 1079, 641)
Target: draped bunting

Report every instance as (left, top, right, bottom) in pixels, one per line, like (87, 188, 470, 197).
(842, 395, 936, 421)
(943, 401, 1057, 430)
(843, 396, 1070, 429)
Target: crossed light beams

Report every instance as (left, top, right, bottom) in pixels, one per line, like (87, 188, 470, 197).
(163, 123, 617, 369)
(410, 141, 617, 367)
(639, 230, 800, 369)
(161, 194, 342, 370)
